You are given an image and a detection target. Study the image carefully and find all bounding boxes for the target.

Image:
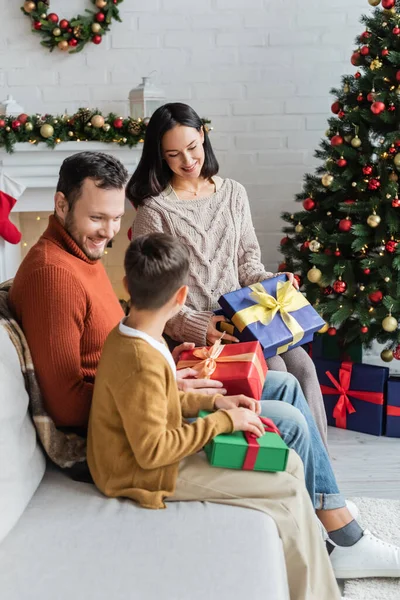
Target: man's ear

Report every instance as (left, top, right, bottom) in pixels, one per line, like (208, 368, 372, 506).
(176, 284, 188, 307)
(54, 192, 69, 223)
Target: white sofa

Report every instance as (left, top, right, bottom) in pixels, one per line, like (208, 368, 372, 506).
(0, 325, 290, 600)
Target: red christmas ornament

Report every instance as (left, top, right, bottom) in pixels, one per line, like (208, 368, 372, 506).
(382, 0, 395, 8)
(360, 31, 371, 40)
(47, 13, 59, 23)
(92, 35, 102, 44)
(113, 117, 124, 129)
(59, 19, 69, 29)
(334, 249, 341, 257)
(278, 262, 287, 272)
(331, 135, 344, 146)
(16, 113, 28, 125)
(67, 28, 73, 33)
(33, 21, 42, 30)
(389, 146, 397, 154)
(364, 268, 371, 275)
(369, 290, 383, 304)
(371, 101, 386, 115)
(333, 279, 347, 294)
(327, 327, 337, 336)
(392, 198, 400, 208)
(280, 236, 289, 246)
(355, 72, 361, 79)
(337, 158, 347, 167)
(361, 326, 369, 334)
(344, 199, 356, 205)
(300, 241, 310, 252)
(68, 38, 78, 47)
(11, 120, 21, 130)
(339, 218, 352, 232)
(338, 110, 346, 119)
(367, 92, 376, 102)
(323, 286, 334, 296)
(324, 248, 332, 255)
(393, 345, 400, 360)
(360, 45, 370, 56)
(363, 165, 373, 175)
(357, 93, 364, 102)
(331, 101, 341, 114)
(382, 48, 389, 57)
(351, 52, 361, 66)
(389, 104, 396, 112)
(393, 27, 400, 35)
(368, 178, 381, 190)
(386, 240, 398, 253)
(293, 274, 302, 287)
(303, 198, 315, 211)
(0, 119, 5, 128)
(95, 12, 106, 22)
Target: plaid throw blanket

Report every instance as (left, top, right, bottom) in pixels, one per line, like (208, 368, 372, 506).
(0, 279, 86, 468)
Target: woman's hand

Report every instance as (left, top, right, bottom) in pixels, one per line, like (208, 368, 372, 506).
(281, 272, 299, 290)
(207, 316, 239, 345)
(214, 394, 261, 414)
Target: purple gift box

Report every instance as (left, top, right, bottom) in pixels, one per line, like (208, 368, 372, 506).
(386, 378, 400, 438)
(218, 275, 325, 359)
(314, 359, 389, 436)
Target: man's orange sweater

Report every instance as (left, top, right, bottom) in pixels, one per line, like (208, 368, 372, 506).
(9, 215, 124, 428)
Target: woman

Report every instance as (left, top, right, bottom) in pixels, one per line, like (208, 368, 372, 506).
(127, 102, 328, 447)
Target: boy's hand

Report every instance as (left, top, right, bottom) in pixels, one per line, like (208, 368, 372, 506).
(177, 368, 227, 395)
(171, 342, 195, 365)
(207, 316, 239, 344)
(225, 407, 266, 438)
(214, 394, 260, 414)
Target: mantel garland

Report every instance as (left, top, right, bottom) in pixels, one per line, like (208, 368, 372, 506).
(0, 108, 212, 153)
(21, 0, 124, 53)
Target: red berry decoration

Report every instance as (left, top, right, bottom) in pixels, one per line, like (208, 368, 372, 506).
(394, 27, 400, 35)
(389, 104, 396, 112)
(392, 198, 400, 208)
(0, 119, 5, 128)
(390, 146, 397, 154)
(344, 199, 356, 205)
(324, 248, 332, 255)
(361, 326, 369, 334)
(334, 249, 341, 257)
(382, 48, 389, 57)
(363, 165, 373, 175)
(278, 262, 287, 272)
(113, 117, 124, 129)
(331, 101, 341, 114)
(364, 268, 371, 275)
(357, 94, 364, 102)
(368, 178, 381, 190)
(382, 0, 395, 8)
(59, 19, 69, 30)
(351, 52, 361, 66)
(33, 21, 42, 30)
(293, 274, 302, 287)
(369, 290, 383, 304)
(95, 12, 106, 22)
(92, 35, 102, 44)
(333, 279, 347, 294)
(338, 218, 352, 232)
(338, 110, 346, 119)
(361, 31, 371, 40)
(303, 198, 315, 211)
(323, 286, 334, 296)
(393, 345, 400, 360)
(367, 92, 376, 102)
(386, 240, 398, 253)
(68, 38, 78, 47)
(355, 72, 361, 79)
(371, 101, 386, 115)
(327, 327, 337, 337)
(11, 120, 21, 130)
(47, 13, 59, 23)
(300, 241, 310, 252)
(280, 236, 289, 246)
(337, 158, 347, 167)
(331, 135, 344, 146)
(360, 45, 370, 56)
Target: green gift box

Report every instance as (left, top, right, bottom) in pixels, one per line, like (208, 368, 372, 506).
(198, 410, 289, 472)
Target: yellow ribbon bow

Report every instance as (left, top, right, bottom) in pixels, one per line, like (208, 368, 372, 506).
(231, 280, 309, 355)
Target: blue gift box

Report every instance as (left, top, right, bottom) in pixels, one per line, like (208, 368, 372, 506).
(218, 275, 325, 359)
(314, 359, 389, 436)
(386, 378, 400, 438)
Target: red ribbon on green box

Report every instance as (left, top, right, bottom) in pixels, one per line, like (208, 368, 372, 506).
(320, 361, 384, 429)
(243, 417, 281, 470)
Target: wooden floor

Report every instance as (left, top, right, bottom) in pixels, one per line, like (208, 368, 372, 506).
(328, 426, 400, 500)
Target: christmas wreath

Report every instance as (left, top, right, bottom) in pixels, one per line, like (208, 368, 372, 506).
(21, 0, 123, 53)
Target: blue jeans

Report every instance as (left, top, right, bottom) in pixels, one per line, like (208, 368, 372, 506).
(260, 371, 345, 511)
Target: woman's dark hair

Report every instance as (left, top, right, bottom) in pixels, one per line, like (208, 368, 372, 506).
(57, 151, 129, 211)
(126, 103, 219, 208)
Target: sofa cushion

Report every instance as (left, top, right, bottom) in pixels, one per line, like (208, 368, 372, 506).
(0, 466, 290, 600)
(0, 325, 46, 543)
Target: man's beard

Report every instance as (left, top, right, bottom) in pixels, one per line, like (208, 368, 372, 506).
(64, 212, 109, 260)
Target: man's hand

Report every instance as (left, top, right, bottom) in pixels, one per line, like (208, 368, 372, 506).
(214, 394, 261, 415)
(177, 367, 227, 396)
(225, 407, 266, 438)
(207, 315, 239, 345)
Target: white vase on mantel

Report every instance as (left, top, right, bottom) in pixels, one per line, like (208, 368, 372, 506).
(0, 95, 24, 116)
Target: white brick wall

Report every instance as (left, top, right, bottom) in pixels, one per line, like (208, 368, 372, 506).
(0, 0, 368, 270)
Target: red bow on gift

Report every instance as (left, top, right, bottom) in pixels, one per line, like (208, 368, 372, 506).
(242, 417, 281, 470)
(320, 361, 384, 429)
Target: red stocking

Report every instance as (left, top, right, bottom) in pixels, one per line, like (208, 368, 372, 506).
(0, 191, 22, 244)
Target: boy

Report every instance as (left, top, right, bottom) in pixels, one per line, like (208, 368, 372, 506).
(87, 233, 340, 600)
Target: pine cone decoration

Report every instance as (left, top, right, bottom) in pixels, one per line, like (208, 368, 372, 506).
(75, 108, 93, 124)
(127, 119, 142, 136)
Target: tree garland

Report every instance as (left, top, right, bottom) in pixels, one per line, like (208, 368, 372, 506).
(21, 0, 123, 53)
(0, 108, 212, 154)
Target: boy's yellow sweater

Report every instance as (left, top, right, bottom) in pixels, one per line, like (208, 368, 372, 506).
(87, 326, 234, 509)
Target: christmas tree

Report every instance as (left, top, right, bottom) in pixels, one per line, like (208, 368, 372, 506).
(280, 0, 400, 364)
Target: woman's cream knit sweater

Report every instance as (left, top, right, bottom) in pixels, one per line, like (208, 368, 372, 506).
(132, 177, 273, 346)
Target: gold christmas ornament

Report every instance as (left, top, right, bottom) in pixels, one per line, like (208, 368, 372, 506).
(91, 115, 105, 128)
(367, 212, 381, 227)
(127, 119, 142, 135)
(394, 153, 400, 168)
(381, 349, 394, 362)
(73, 26, 83, 39)
(96, 0, 107, 7)
(52, 28, 61, 37)
(382, 315, 398, 332)
(370, 58, 383, 70)
(385, 277, 391, 282)
(351, 136, 362, 148)
(321, 174, 334, 187)
(295, 223, 304, 233)
(309, 239, 321, 252)
(92, 23, 102, 33)
(343, 84, 350, 93)
(318, 322, 329, 334)
(368, 0, 381, 5)
(23, 1, 35, 13)
(103, 123, 111, 132)
(389, 172, 399, 181)
(68, 131, 74, 137)
(58, 40, 68, 51)
(352, 182, 357, 187)
(307, 267, 322, 283)
(40, 124, 54, 139)
(24, 122, 33, 132)
(359, 285, 365, 291)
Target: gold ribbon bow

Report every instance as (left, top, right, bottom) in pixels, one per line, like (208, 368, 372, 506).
(177, 336, 266, 384)
(231, 280, 309, 355)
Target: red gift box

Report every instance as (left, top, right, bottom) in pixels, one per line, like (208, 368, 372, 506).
(177, 340, 267, 400)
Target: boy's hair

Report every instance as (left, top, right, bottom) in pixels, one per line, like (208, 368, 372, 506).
(124, 233, 190, 310)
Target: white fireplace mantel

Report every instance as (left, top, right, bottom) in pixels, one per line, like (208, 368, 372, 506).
(0, 141, 142, 281)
